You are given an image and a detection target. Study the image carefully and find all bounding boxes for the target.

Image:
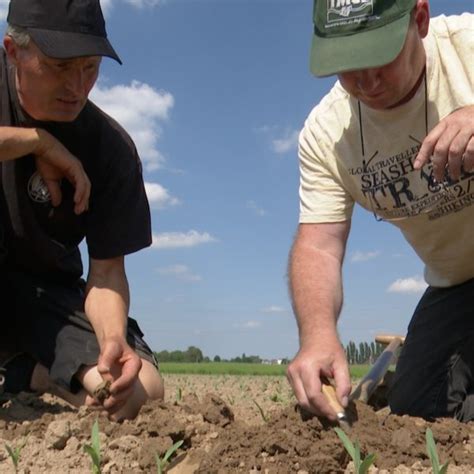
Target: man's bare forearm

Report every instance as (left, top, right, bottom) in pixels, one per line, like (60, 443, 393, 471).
(85, 256, 129, 346)
(84, 256, 143, 403)
(289, 222, 350, 346)
(286, 222, 352, 417)
(290, 244, 342, 344)
(0, 126, 55, 161)
(0, 126, 90, 214)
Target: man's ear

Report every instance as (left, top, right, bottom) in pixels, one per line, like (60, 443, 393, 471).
(4, 35, 19, 65)
(414, 0, 430, 39)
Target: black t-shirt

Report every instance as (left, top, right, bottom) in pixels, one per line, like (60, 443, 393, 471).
(0, 50, 152, 281)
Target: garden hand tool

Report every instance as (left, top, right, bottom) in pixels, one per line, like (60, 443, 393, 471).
(350, 335, 405, 403)
(321, 378, 352, 432)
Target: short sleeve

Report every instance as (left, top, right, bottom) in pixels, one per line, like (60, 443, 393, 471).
(298, 120, 354, 223)
(86, 150, 152, 259)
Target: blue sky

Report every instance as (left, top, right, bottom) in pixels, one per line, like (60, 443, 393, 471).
(0, 1, 472, 360)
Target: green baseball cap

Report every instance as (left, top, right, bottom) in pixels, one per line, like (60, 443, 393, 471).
(310, 0, 417, 77)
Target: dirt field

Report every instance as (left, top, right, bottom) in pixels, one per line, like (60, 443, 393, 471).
(0, 374, 473, 473)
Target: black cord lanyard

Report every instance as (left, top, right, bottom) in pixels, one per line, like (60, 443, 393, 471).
(358, 70, 428, 159)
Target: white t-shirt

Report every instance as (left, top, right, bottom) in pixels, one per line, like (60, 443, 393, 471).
(299, 14, 474, 287)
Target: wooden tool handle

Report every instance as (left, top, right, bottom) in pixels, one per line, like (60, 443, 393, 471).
(375, 334, 405, 345)
(322, 381, 345, 415)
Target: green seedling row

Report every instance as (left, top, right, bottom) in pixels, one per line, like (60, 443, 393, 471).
(4, 438, 27, 474)
(334, 426, 451, 473)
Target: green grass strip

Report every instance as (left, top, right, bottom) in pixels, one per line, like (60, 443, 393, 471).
(159, 362, 372, 378)
(159, 362, 287, 375)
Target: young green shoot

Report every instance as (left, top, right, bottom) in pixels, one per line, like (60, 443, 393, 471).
(269, 393, 284, 403)
(426, 428, 450, 474)
(176, 386, 182, 402)
(83, 419, 102, 474)
(252, 399, 269, 423)
(334, 427, 376, 474)
(156, 439, 184, 473)
(4, 438, 27, 474)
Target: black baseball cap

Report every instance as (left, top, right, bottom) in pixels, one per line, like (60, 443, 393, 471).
(7, 0, 122, 64)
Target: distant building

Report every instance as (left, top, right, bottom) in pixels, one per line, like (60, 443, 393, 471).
(262, 359, 284, 365)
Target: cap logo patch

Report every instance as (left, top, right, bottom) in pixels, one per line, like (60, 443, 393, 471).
(327, 0, 373, 23)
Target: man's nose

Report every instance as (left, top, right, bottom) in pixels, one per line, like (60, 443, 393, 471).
(65, 68, 87, 96)
(356, 69, 381, 93)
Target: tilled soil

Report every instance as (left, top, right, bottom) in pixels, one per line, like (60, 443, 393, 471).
(0, 374, 473, 473)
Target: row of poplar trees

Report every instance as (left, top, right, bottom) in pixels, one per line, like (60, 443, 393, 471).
(345, 340, 385, 365)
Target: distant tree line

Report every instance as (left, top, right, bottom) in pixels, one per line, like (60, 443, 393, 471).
(155, 346, 207, 363)
(155, 342, 381, 365)
(345, 340, 384, 365)
(155, 347, 290, 364)
(225, 353, 261, 363)
(214, 353, 290, 364)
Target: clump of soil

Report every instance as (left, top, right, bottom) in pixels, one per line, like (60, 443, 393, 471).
(0, 375, 473, 473)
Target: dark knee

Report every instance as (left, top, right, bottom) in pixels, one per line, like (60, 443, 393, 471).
(388, 386, 410, 415)
(388, 373, 428, 417)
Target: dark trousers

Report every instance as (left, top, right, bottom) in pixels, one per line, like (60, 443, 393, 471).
(0, 271, 156, 393)
(389, 278, 474, 422)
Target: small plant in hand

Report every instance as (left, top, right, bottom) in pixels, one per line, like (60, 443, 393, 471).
(83, 419, 102, 474)
(334, 428, 376, 474)
(156, 440, 184, 473)
(5, 438, 27, 474)
(92, 380, 111, 404)
(426, 427, 450, 474)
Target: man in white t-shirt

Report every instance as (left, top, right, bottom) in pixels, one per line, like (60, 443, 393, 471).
(287, 0, 474, 421)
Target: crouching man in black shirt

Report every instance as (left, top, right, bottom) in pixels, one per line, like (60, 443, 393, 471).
(0, 0, 164, 420)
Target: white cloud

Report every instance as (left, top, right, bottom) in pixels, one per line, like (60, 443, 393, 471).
(100, 0, 113, 13)
(144, 182, 179, 209)
(247, 200, 266, 217)
(254, 124, 277, 134)
(350, 250, 381, 263)
(0, 1, 163, 21)
(234, 321, 262, 329)
(272, 130, 299, 154)
(90, 81, 174, 172)
(243, 321, 261, 329)
(152, 230, 218, 249)
(163, 294, 185, 303)
(123, 0, 162, 7)
(100, 0, 162, 15)
(261, 305, 287, 314)
(0, 0, 8, 20)
(387, 275, 427, 294)
(156, 264, 201, 282)
(256, 125, 299, 155)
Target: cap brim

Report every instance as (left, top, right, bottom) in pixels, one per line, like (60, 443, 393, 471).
(310, 13, 410, 77)
(27, 28, 122, 65)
